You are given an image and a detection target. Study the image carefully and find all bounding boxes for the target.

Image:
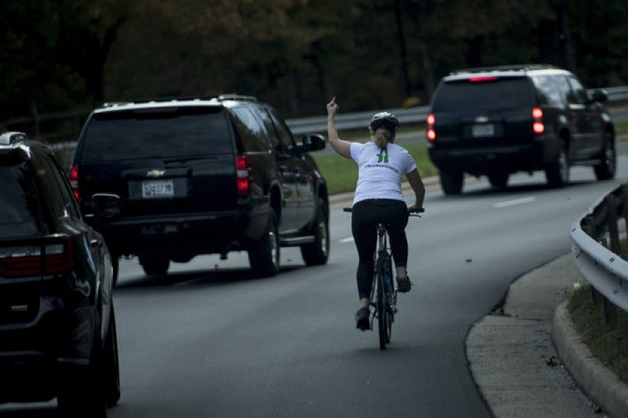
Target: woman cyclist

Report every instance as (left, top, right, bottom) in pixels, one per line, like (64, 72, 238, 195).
(326, 97, 426, 331)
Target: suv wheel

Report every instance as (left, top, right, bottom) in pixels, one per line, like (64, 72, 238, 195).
(545, 140, 569, 188)
(488, 172, 509, 189)
(248, 209, 280, 277)
(594, 131, 616, 180)
(112, 254, 119, 286)
(301, 199, 329, 266)
(139, 256, 170, 276)
(440, 170, 463, 195)
(105, 304, 121, 407)
(58, 313, 107, 418)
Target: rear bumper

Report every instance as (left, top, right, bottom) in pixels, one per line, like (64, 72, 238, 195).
(101, 209, 267, 257)
(0, 294, 96, 403)
(428, 142, 557, 175)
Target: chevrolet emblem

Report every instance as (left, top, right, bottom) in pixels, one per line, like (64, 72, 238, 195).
(146, 169, 165, 178)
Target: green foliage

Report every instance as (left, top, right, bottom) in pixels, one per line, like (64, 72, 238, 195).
(568, 284, 628, 384)
(3, 0, 628, 132)
(614, 119, 628, 136)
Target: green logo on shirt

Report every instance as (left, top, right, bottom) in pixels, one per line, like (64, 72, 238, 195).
(377, 147, 389, 163)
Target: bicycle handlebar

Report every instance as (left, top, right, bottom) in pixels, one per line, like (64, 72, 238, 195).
(343, 207, 424, 214)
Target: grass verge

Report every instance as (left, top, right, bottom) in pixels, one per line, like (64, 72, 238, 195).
(567, 284, 628, 385)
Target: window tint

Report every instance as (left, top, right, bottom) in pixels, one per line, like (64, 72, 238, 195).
(256, 108, 282, 150)
(433, 78, 534, 112)
(567, 76, 588, 105)
(231, 107, 270, 152)
(80, 107, 233, 162)
(531, 76, 563, 106)
(44, 154, 81, 219)
(0, 158, 43, 238)
(553, 76, 572, 104)
(267, 109, 296, 151)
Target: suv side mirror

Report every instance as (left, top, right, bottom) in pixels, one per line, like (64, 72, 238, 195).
(92, 193, 121, 223)
(300, 134, 326, 152)
(589, 89, 608, 103)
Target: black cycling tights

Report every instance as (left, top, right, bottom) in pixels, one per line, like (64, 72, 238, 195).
(351, 199, 409, 300)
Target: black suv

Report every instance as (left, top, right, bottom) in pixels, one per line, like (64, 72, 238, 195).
(0, 132, 119, 416)
(71, 95, 329, 278)
(426, 64, 616, 195)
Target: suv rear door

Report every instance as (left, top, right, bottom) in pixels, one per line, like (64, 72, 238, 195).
(432, 75, 535, 148)
(565, 75, 605, 158)
(75, 105, 237, 217)
(263, 107, 316, 231)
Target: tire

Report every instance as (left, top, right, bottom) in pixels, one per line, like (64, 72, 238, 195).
(384, 256, 394, 343)
(488, 172, 509, 189)
(139, 255, 170, 276)
(105, 304, 121, 408)
(301, 199, 330, 266)
(248, 209, 280, 277)
(594, 131, 616, 180)
(545, 140, 569, 188)
(440, 170, 463, 195)
(111, 255, 119, 286)
(58, 313, 107, 418)
(375, 258, 387, 351)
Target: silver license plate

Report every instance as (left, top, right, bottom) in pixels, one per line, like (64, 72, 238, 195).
(472, 124, 495, 137)
(142, 180, 174, 198)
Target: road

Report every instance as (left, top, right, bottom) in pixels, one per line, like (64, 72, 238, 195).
(2, 143, 627, 417)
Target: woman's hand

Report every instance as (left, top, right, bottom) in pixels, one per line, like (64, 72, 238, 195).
(327, 97, 339, 117)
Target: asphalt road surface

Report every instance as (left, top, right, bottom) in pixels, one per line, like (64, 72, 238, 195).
(3, 143, 627, 417)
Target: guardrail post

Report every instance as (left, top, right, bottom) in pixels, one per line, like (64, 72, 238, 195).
(603, 195, 620, 324)
(607, 194, 621, 254)
(623, 185, 628, 247)
(581, 216, 605, 305)
(603, 298, 618, 324)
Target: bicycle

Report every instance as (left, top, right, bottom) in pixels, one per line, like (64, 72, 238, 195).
(344, 206, 423, 350)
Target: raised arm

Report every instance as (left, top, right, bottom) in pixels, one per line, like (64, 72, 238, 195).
(406, 168, 426, 211)
(326, 98, 352, 159)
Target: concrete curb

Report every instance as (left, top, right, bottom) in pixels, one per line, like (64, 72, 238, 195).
(552, 302, 628, 418)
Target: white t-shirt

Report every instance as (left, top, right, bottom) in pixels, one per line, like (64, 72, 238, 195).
(350, 141, 417, 205)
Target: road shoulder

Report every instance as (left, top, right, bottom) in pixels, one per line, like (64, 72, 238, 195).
(466, 254, 601, 417)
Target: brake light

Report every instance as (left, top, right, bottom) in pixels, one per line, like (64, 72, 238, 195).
(69, 164, 80, 200)
(532, 108, 543, 118)
(235, 155, 251, 197)
(532, 107, 545, 134)
(469, 76, 498, 82)
(426, 113, 436, 142)
(0, 235, 73, 278)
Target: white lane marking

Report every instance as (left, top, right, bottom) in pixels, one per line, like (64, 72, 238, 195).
(494, 197, 537, 208)
(339, 237, 354, 243)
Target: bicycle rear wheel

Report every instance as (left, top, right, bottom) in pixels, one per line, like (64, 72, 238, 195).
(375, 258, 388, 350)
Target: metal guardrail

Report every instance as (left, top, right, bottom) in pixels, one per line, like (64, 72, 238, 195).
(287, 86, 628, 135)
(570, 184, 628, 317)
(7, 86, 628, 139)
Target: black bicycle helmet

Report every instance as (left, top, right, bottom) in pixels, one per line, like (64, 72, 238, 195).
(369, 112, 399, 132)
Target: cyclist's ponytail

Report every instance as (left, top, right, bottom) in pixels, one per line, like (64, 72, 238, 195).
(371, 127, 393, 149)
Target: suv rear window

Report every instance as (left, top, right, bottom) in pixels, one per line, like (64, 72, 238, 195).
(433, 77, 534, 112)
(0, 158, 42, 238)
(79, 106, 233, 162)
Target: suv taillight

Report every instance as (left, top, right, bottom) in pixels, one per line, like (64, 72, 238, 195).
(69, 164, 80, 200)
(0, 235, 73, 278)
(426, 113, 436, 142)
(236, 155, 251, 197)
(532, 107, 545, 134)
